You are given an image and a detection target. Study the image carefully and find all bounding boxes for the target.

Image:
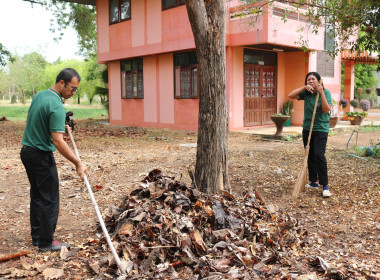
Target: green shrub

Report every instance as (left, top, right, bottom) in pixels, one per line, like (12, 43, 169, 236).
(11, 95, 17, 104)
(350, 99, 359, 108)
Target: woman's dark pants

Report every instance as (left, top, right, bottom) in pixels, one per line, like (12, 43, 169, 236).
(302, 130, 329, 186)
(20, 145, 59, 247)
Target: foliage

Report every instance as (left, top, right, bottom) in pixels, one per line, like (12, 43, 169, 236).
(353, 142, 380, 158)
(359, 99, 370, 111)
(345, 111, 368, 118)
(329, 98, 338, 116)
(7, 52, 48, 104)
(42, 0, 97, 57)
(0, 43, 14, 66)
(350, 99, 360, 108)
(281, 100, 293, 116)
(245, 0, 380, 69)
(11, 95, 17, 104)
(354, 64, 378, 100)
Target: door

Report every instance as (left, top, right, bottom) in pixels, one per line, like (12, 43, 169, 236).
(244, 64, 276, 126)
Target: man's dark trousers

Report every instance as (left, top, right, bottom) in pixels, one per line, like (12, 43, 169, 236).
(302, 129, 328, 186)
(20, 145, 59, 247)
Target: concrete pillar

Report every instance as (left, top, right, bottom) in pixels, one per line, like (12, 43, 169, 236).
(343, 61, 355, 114)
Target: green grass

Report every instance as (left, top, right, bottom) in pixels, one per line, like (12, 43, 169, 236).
(359, 124, 380, 132)
(0, 105, 108, 121)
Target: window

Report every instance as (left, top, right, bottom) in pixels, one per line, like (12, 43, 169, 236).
(174, 52, 199, 99)
(110, 0, 131, 24)
(324, 24, 335, 52)
(121, 58, 143, 99)
(317, 51, 334, 78)
(162, 0, 185, 10)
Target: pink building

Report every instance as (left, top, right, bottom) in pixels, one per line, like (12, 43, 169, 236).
(93, 0, 348, 130)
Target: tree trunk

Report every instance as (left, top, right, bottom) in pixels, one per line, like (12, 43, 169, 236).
(77, 95, 81, 104)
(185, 0, 230, 194)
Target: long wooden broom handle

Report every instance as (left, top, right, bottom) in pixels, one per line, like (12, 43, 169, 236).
(67, 128, 126, 275)
(306, 91, 320, 149)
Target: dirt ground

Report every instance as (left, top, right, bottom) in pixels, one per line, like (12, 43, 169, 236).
(0, 115, 379, 279)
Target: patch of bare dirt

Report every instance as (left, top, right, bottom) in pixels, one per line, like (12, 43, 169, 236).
(0, 118, 379, 279)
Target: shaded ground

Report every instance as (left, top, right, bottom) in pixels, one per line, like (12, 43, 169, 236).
(0, 118, 379, 279)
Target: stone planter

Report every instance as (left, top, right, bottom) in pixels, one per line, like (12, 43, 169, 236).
(329, 116, 338, 128)
(349, 116, 364, 125)
(271, 115, 290, 136)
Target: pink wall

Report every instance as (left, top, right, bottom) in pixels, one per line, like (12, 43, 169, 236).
(284, 52, 308, 126)
(277, 52, 286, 113)
(97, 1, 195, 63)
(147, 0, 161, 44)
(108, 52, 200, 130)
(158, 54, 174, 125)
(230, 47, 244, 129)
(108, 61, 122, 122)
(143, 56, 157, 123)
(97, 0, 109, 54)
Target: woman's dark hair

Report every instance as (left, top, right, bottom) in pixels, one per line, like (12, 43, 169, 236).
(56, 68, 81, 84)
(305, 71, 325, 89)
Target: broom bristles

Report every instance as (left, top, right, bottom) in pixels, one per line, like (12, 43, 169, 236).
(292, 157, 308, 197)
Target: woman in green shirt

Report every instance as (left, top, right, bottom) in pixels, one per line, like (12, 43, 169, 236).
(288, 72, 332, 197)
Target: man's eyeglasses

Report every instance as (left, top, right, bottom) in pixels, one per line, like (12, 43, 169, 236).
(65, 83, 79, 93)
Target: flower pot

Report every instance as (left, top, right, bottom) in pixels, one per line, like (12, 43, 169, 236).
(349, 116, 364, 125)
(329, 116, 338, 128)
(271, 115, 290, 136)
(365, 88, 372, 94)
(284, 116, 291, 127)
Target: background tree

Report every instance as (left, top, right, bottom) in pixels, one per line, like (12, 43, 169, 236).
(0, 43, 14, 66)
(8, 52, 47, 104)
(353, 64, 379, 103)
(185, 0, 230, 194)
(43, 0, 97, 56)
(244, 0, 380, 68)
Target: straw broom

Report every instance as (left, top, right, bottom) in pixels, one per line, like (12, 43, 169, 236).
(292, 88, 321, 198)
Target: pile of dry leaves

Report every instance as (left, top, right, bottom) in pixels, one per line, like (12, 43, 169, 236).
(98, 169, 345, 279)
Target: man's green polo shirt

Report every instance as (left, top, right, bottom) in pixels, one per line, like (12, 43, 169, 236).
(298, 89, 332, 133)
(22, 88, 66, 152)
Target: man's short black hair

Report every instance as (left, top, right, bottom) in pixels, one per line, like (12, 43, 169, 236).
(56, 68, 81, 84)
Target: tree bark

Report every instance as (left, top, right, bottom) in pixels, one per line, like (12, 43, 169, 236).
(185, 0, 230, 194)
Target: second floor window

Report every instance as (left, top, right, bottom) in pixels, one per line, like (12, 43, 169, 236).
(174, 52, 199, 99)
(110, 0, 131, 24)
(162, 0, 185, 10)
(121, 58, 144, 99)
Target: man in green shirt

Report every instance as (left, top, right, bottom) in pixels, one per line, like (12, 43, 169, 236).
(20, 68, 87, 252)
(289, 72, 332, 198)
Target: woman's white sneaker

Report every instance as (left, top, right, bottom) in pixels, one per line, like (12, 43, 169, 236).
(322, 186, 331, 197)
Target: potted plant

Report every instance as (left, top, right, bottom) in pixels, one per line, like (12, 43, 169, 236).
(270, 113, 290, 136)
(350, 99, 360, 109)
(281, 100, 293, 127)
(359, 99, 370, 111)
(329, 99, 339, 128)
(345, 111, 368, 125)
(365, 88, 372, 94)
(339, 99, 348, 109)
